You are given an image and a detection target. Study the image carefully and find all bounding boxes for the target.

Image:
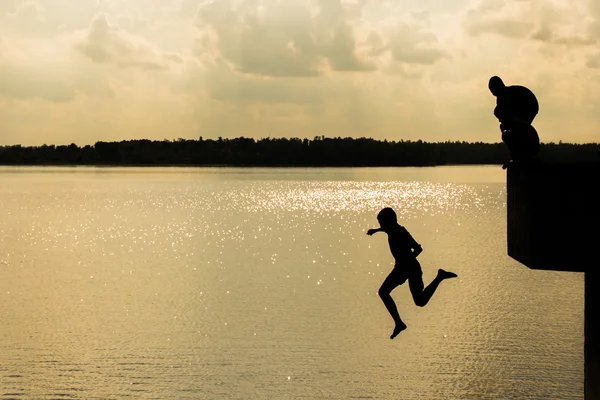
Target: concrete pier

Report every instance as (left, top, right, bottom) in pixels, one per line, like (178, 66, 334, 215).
(507, 162, 600, 399)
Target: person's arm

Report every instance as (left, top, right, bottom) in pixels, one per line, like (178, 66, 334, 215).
(366, 227, 383, 236)
(412, 243, 423, 258)
(406, 231, 423, 257)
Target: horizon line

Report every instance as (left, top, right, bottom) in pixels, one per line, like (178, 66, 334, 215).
(1, 136, 599, 148)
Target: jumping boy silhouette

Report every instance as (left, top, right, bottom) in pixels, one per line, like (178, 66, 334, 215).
(367, 207, 457, 339)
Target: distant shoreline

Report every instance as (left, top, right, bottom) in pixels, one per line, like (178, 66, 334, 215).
(1, 137, 598, 166)
(2, 162, 599, 169)
(0, 163, 504, 168)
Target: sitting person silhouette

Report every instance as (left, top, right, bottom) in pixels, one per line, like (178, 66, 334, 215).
(366, 207, 457, 339)
(488, 76, 540, 169)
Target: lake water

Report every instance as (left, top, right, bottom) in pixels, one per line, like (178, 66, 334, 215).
(0, 166, 583, 399)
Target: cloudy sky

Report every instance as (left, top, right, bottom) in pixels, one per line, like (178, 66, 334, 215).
(1, 0, 599, 146)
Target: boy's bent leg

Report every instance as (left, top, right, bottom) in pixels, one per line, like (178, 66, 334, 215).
(378, 270, 407, 339)
(410, 269, 457, 307)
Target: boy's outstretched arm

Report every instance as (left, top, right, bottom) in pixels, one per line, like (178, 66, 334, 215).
(366, 228, 383, 236)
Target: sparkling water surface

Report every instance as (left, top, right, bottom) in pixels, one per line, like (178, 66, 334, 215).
(0, 166, 583, 399)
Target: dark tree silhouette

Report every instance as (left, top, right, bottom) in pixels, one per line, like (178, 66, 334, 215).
(0, 137, 598, 166)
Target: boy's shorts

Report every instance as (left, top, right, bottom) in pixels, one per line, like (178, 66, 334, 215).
(392, 259, 423, 284)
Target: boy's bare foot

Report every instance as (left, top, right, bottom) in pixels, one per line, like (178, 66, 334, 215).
(390, 322, 407, 339)
(438, 269, 458, 280)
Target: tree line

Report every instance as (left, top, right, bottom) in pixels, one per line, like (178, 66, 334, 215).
(0, 137, 598, 166)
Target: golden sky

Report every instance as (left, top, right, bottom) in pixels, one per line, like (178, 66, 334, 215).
(1, 0, 599, 145)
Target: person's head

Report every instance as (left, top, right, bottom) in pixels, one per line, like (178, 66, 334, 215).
(488, 76, 505, 96)
(377, 207, 397, 229)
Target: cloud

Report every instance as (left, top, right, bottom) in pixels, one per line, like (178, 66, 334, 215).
(587, 52, 600, 69)
(200, 61, 358, 105)
(464, 0, 533, 38)
(0, 30, 115, 103)
(464, 0, 599, 45)
(0, 0, 20, 15)
(530, 2, 598, 45)
(2, 1, 59, 37)
(386, 15, 451, 64)
(76, 13, 183, 70)
(0, 32, 76, 102)
(0, 62, 74, 102)
(468, 18, 532, 38)
(0, 0, 104, 37)
(0, 49, 115, 102)
(194, 0, 376, 77)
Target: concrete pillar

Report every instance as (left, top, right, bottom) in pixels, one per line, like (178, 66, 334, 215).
(586, 268, 600, 399)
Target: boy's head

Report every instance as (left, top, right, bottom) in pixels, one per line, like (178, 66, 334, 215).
(488, 76, 505, 97)
(377, 207, 397, 228)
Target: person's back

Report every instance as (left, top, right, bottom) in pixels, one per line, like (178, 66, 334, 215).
(494, 84, 539, 125)
(387, 224, 419, 264)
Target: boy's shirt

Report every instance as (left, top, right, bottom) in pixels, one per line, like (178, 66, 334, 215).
(387, 224, 420, 264)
